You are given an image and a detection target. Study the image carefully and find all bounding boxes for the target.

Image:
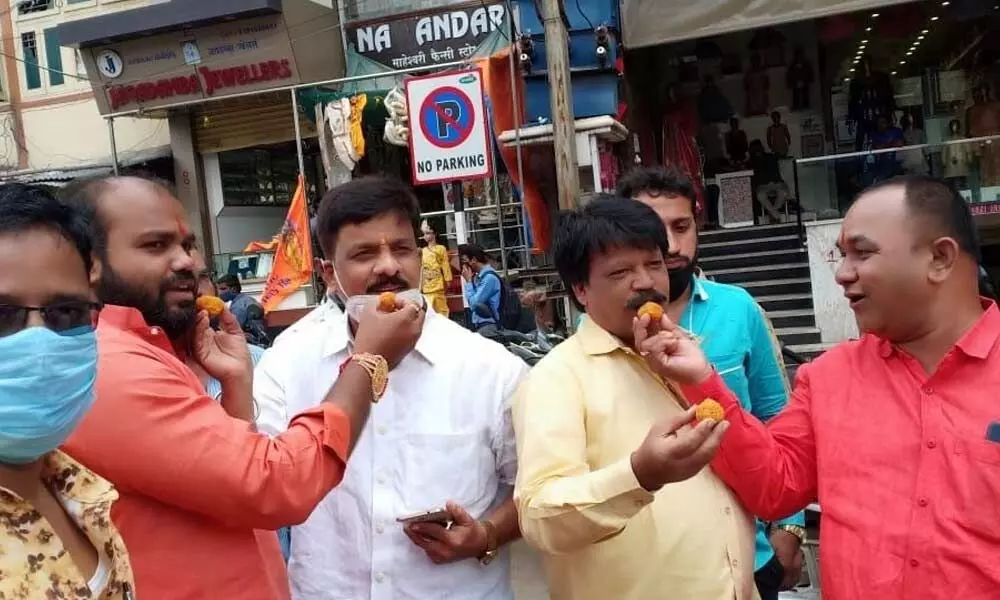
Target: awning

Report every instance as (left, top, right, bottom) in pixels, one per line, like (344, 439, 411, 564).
(621, 0, 919, 48)
(0, 144, 172, 187)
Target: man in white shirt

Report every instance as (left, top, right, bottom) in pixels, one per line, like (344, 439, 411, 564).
(254, 176, 527, 600)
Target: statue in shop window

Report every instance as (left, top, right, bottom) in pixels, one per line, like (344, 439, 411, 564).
(785, 45, 814, 111)
(942, 118, 972, 187)
(848, 54, 896, 151)
(744, 52, 770, 116)
(698, 75, 733, 124)
(966, 84, 1000, 187)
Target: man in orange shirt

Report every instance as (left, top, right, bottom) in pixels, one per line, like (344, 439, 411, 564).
(61, 175, 425, 599)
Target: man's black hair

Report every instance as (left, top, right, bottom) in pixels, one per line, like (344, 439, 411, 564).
(216, 273, 242, 293)
(0, 183, 95, 273)
(315, 175, 421, 256)
(458, 243, 489, 264)
(616, 166, 697, 215)
(554, 194, 670, 310)
(60, 174, 174, 260)
(864, 175, 981, 263)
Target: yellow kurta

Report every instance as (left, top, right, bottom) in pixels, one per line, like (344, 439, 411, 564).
(513, 317, 758, 600)
(421, 244, 452, 315)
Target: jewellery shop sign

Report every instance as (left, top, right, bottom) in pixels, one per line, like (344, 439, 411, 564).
(81, 14, 302, 115)
(345, 1, 510, 72)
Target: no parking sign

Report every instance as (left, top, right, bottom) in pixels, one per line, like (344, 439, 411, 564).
(405, 69, 493, 185)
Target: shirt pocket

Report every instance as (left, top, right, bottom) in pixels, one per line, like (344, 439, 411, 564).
(949, 433, 1000, 538)
(401, 432, 490, 512)
(712, 351, 750, 407)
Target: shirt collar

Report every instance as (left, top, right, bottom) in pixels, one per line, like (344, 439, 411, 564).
(322, 308, 445, 365)
(99, 305, 184, 356)
(690, 275, 710, 303)
(878, 299, 1000, 360)
(577, 315, 629, 356)
(0, 450, 116, 507)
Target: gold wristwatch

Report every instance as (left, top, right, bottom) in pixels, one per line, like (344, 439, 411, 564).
(478, 520, 499, 566)
(776, 524, 807, 543)
(340, 353, 389, 402)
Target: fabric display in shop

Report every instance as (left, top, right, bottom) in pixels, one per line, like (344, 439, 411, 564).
(383, 88, 409, 147)
(323, 95, 368, 171)
(662, 87, 705, 213)
(968, 91, 1000, 187)
(475, 49, 550, 252)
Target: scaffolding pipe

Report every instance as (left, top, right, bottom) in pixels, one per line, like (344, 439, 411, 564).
(291, 89, 306, 177)
(107, 117, 119, 175)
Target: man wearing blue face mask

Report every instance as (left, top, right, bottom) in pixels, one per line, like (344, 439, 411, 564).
(216, 273, 269, 347)
(0, 183, 137, 599)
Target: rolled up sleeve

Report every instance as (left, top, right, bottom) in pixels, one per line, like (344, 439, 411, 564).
(66, 347, 352, 531)
(513, 362, 653, 555)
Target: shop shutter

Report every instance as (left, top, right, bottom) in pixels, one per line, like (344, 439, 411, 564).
(192, 91, 317, 154)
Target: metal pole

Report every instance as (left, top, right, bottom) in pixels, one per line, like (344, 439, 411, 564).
(291, 89, 306, 177)
(540, 0, 579, 210)
(106, 117, 119, 175)
(505, 0, 528, 254)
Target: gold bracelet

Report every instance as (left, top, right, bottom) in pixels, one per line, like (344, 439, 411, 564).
(341, 353, 389, 402)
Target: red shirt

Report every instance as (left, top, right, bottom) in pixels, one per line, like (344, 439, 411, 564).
(684, 302, 1000, 600)
(64, 306, 352, 600)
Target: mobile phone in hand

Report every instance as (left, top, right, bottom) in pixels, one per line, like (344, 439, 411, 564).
(396, 508, 452, 527)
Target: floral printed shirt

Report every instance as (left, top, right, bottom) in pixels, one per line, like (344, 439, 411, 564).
(0, 450, 135, 599)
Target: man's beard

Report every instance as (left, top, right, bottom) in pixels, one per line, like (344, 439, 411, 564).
(97, 262, 198, 339)
(667, 249, 699, 303)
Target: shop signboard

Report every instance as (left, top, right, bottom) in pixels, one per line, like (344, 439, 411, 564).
(346, 2, 508, 71)
(405, 69, 492, 185)
(82, 14, 302, 114)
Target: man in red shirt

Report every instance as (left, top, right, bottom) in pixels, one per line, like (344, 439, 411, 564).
(61, 176, 425, 599)
(634, 176, 1000, 599)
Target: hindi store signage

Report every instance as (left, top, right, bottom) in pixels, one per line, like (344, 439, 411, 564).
(84, 14, 301, 114)
(347, 2, 508, 71)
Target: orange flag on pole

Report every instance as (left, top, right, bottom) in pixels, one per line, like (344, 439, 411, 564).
(260, 175, 313, 313)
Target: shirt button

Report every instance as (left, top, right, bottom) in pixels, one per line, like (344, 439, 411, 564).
(376, 475, 386, 485)
(926, 440, 937, 449)
(731, 559, 739, 568)
(910, 559, 920, 568)
(375, 572, 385, 583)
(922, 386, 934, 395)
(723, 506, 732, 515)
(918, 497, 928, 507)
(375, 524, 385, 534)
(377, 426, 387, 435)
(149, 327, 161, 336)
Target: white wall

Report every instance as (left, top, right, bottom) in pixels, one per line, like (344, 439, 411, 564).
(806, 218, 859, 344)
(21, 98, 168, 169)
(203, 152, 287, 255)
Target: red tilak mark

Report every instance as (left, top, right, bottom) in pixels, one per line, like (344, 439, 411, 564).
(177, 218, 189, 237)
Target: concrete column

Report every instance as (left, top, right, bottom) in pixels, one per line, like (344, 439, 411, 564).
(168, 110, 213, 258)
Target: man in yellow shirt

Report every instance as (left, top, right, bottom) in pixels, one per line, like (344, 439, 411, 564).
(513, 195, 758, 600)
(420, 220, 453, 316)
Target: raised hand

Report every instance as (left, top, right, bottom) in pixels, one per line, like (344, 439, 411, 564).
(633, 313, 713, 385)
(630, 406, 729, 492)
(353, 295, 425, 368)
(192, 308, 252, 384)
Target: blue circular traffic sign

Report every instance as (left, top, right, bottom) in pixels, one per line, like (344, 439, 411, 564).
(419, 86, 476, 149)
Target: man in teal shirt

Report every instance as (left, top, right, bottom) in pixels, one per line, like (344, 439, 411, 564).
(618, 167, 806, 599)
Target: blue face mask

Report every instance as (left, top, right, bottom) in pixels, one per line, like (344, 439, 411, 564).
(0, 326, 98, 464)
(219, 290, 237, 303)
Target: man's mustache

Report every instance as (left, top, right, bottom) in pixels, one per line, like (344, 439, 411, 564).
(626, 289, 668, 311)
(366, 275, 411, 294)
(665, 254, 691, 270)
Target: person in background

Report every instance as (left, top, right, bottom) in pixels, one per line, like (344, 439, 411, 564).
(514, 195, 751, 600)
(618, 166, 805, 598)
(644, 176, 1000, 599)
(749, 140, 790, 224)
(900, 114, 928, 175)
(420, 219, 453, 316)
(459, 243, 502, 334)
(766, 111, 791, 158)
(60, 175, 423, 599)
(726, 116, 750, 165)
(0, 183, 135, 599)
(254, 176, 527, 600)
(216, 273, 269, 347)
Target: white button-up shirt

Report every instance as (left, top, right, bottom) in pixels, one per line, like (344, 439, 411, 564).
(254, 309, 528, 600)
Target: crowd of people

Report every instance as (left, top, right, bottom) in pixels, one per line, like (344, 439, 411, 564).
(1, 166, 998, 600)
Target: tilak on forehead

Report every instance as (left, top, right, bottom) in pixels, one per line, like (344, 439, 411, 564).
(177, 218, 190, 237)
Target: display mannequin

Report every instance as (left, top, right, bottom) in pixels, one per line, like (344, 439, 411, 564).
(966, 85, 1000, 187)
(942, 118, 972, 185)
(848, 54, 895, 151)
(786, 45, 814, 110)
(744, 52, 770, 116)
(698, 76, 734, 124)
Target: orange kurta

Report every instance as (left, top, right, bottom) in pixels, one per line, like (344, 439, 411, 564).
(63, 305, 352, 600)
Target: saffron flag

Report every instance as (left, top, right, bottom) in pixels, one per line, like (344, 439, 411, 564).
(260, 175, 313, 313)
